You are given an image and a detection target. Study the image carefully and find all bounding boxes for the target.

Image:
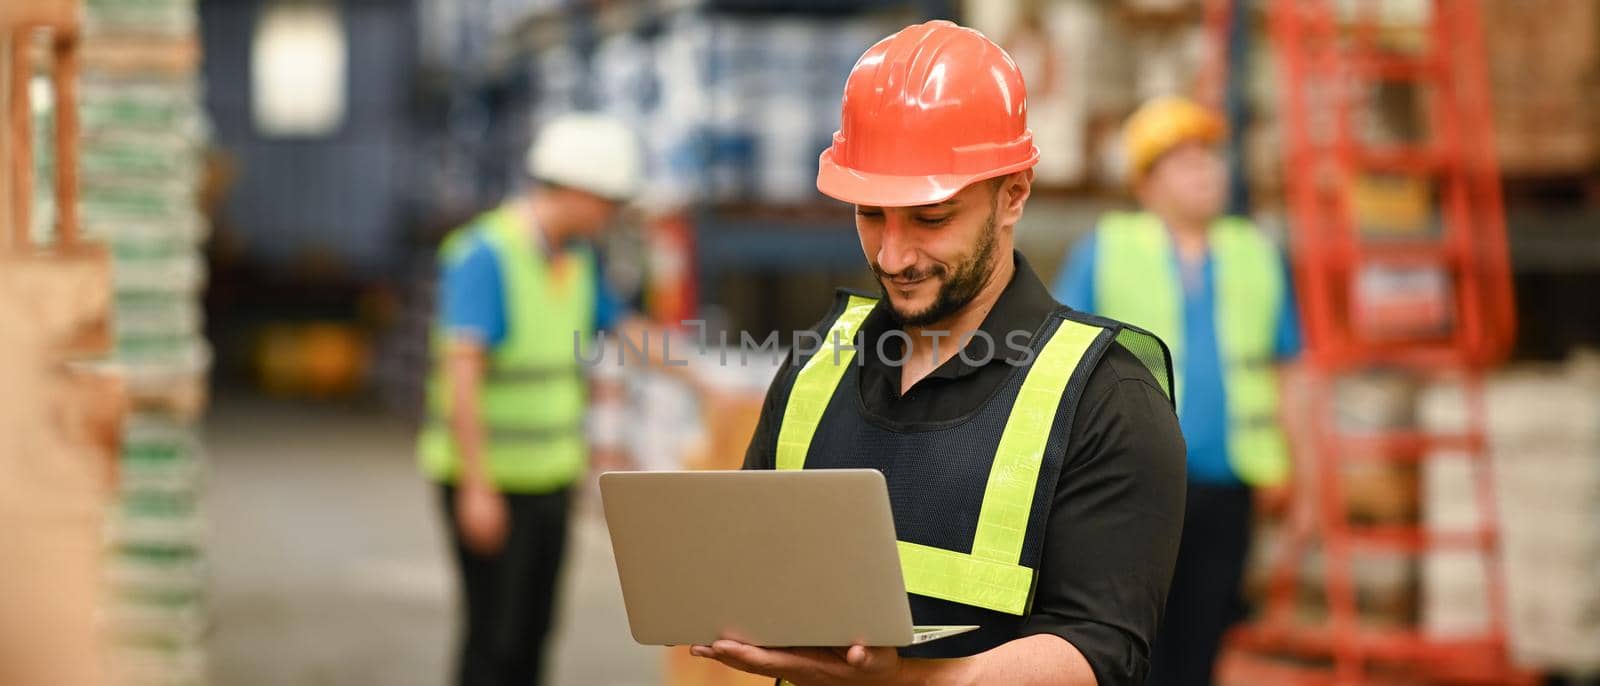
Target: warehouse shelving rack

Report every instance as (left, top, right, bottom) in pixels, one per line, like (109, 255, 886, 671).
(442, 1, 956, 330)
(1216, 1, 1529, 684)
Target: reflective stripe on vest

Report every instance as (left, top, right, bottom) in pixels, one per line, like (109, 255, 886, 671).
(775, 295, 876, 471)
(1093, 210, 1289, 486)
(417, 204, 595, 493)
(486, 363, 582, 384)
(776, 297, 1102, 615)
(423, 419, 584, 444)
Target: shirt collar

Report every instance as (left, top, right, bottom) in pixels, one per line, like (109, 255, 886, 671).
(860, 250, 1062, 380)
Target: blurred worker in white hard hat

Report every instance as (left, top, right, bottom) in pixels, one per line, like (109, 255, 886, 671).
(416, 112, 658, 686)
(1052, 95, 1303, 685)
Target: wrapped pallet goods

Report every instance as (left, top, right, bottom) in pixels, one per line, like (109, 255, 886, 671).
(1421, 355, 1600, 676)
(83, 0, 197, 37)
(78, 0, 214, 682)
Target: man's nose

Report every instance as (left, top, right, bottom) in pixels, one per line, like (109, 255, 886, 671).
(876, 215, 918, 275)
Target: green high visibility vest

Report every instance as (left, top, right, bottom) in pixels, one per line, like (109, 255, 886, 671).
(775, 293, 1173, 618)
(417, 204, 595, 493)
(1093, 210, 1289, 486)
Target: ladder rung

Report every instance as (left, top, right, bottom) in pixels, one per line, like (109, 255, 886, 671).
(1229, 621, 1529, 684)
(1336, 432, 1483, 458)
(1345, 525, 1494, 553)
(1350, 54, 1439, 80)
(1319, 345, 1482, 371)
(1352, 242, 1459, 265)
(1353, 147, 1448, 173)
(1232, 620, 1509, 664)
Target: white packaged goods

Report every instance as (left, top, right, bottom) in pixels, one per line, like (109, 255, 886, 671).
(112, 252, 207, 297)
(118, 340, 211, 398)
(89, 211, 210, 251)
(82, 176, 203, 224)
(80, 78, 203, 133)
(1133, 26, 1206, 103)
(755, 96, 815, 202)
(110, 516, 205, 551)
(622, 373, 704, 473)
(1421, 551, 1489, 637)
(1353, 264, 1454, 340)
(118, 330, 205, 368)
(115, 296, 203, 346)
(80, 135, 203, 187)
(109, 550, 206, 596)
(595, 341, 785, 472)
(1421, 452, 1480, 530)
(106, 591, 208, 644)
(120, 415, 205, 495)
(110, 644, 207, 686)
(110, 489, 205, 548)
(624, 13, 893, 204)
(84, 0, 198, 36)
(1335, 371, 1422, 430)
(117, 329, 209, 368)
(77, 75, 208, 255)
(83, 0, 212, 678)
(594, 32, 654, 125)
(1420, 357, 1600, 673)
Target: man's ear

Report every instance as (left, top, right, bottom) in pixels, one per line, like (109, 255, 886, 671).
(999, 169, 1034, 224)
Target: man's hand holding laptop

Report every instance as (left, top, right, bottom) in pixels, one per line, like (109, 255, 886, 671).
(690, 641, 902, 685)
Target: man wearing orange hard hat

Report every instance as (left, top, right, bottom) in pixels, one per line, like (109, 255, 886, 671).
(699, 21, 1186, 686)
(1053, 96, 1303, 685)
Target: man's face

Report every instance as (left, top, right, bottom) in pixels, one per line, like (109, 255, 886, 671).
(1139, 142, 1227, 223)
(855, 179, 1007, 328)
(561, 188, 624, 242)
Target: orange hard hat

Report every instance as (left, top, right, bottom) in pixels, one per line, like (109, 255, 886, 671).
(816, 20, 1039, 207)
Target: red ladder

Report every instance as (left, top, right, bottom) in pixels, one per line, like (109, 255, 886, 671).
(1216, 1, 1526, 684)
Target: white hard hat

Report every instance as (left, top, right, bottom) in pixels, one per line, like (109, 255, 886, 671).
(526, 112, 643, 202)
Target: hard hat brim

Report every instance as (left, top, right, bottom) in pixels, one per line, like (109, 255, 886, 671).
(816, 146, 1040, 208)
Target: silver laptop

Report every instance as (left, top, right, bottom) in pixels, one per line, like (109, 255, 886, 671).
(600, 469, 978, 647)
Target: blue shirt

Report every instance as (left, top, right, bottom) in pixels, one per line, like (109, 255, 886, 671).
(441, 235, 622, 347)
(1052, 229, 1302, 485)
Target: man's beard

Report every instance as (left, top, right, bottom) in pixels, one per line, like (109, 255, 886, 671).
(873, 209, 1001, 328)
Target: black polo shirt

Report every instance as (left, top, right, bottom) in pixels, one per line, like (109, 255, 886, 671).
(742, 252, 1186, 686)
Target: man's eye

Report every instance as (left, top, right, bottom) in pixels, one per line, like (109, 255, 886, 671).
(856, 210, 884, 219)
(915, 215, 952, 226)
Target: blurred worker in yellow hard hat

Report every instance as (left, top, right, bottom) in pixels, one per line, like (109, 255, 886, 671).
(698, 21, 1186, 686)
(417, 112, 675, 686)
(1052, 95, 1303, 685)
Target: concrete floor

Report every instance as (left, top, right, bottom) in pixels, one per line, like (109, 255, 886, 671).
(204, 394, 662, 685)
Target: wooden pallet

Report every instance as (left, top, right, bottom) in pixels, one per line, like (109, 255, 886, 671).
(81, 34, 200, 75)
(0, 3, 125, 684)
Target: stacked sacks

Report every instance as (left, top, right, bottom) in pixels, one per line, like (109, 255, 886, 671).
(1421, 355, 1600, 677)
(77, 0, 211, 683)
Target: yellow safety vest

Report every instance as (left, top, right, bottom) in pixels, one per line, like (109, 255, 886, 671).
(417, 204, 595, 493)
(775, 293, 1172, 616)
(1093, 210, 1289, 486)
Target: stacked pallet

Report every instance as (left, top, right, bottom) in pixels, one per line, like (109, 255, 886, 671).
(76, 0, 211, 683)
(4, 3, 122, 682)
(1420, 356, 1600, 677)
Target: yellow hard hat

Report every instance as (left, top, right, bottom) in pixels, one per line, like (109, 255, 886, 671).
(1123, 95, 1225, 183)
